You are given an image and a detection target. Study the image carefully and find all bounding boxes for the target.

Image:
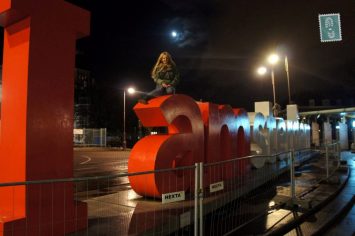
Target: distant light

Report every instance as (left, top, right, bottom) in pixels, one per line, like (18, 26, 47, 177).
(267, 54, 280, 65)
(257, 66, 267, 75)
(340, 112, 346, 116)
(127, 87, 135, 94)
(269, 200, 275, 207)
(151, 131, 158, 135)
(171, 31, 177, 38)
(316, 114, 320, 119)
(336, 125, 339, 129)
(352, 120, 355, 128)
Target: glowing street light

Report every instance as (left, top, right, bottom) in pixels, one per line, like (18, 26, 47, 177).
(257, 66, 267, 75)
(127, 87, 135, 94)
(267, 53, 280, 65)
(257, 52, 293, 116)
(256, 53, 279, 116)
(123, 87, 136, 150)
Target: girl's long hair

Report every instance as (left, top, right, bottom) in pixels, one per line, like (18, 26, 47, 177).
(151, 51, 176, 77)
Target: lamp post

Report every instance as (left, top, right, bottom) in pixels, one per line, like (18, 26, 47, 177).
(267, 54, 280, 117)
(271, 68, 276, 106)
(257, 53, 280, 117)
(285, 56, 291, 104)
(123, 87, 136, 150)
(257, 66, 277, 113)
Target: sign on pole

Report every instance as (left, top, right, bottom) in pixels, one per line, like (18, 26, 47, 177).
(318, 13, 342, 42)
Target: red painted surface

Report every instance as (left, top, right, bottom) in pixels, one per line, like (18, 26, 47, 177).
(129, 96, 251, 198)
(198, 102, 222, 185)
(128, 95, 204, 197)
(0, 0, 90, 235)
(198, 103, 251, 185)
(233, 108, 251, 174)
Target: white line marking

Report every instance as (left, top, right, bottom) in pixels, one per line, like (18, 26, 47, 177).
(79, 155, 92, 165)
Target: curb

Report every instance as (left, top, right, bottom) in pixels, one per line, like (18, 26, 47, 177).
(265, 166, 351, 236)
(312, 184, 355, 235)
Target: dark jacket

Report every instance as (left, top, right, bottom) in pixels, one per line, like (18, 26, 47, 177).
(152, 64, 180, 87)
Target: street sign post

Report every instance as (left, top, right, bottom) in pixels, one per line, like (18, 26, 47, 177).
(319, 13, 342, 42)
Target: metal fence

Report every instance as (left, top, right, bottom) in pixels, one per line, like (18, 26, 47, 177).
(74, 128, 107, 147)
(0, 145, 342, 236)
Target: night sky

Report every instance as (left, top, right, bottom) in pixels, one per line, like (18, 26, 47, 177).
(1, 0, 355, 132)
(74, 1, 355, 106)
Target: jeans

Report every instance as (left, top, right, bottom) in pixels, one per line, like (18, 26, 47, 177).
(146, 84, 175, 99)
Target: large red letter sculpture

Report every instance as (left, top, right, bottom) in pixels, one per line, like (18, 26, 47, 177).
(233, 108, 251, 174)
(128, 95, 204, 197)
(0, 0, 90, 235)
(198, 103, 251, 185)
(128, 96, 251, 198)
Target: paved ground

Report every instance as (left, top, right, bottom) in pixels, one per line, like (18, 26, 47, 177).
(73, 148, 131, 200)
(324, 151, 355, 236)
(74, 147, 130, 177)
(265, 151, 355, 236)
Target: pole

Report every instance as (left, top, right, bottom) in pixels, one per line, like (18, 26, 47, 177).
(271, 69, 276, 106)
(271, 68, 278, 117)
(199, 162, 204, 236)
(285, 56, 291, 104)
(290, 149, 295, 203)
(325, 145, 329, 179)
(123, 90, 126, 150)
(337, 142, 341, 167)
(194, 163, 199, 236)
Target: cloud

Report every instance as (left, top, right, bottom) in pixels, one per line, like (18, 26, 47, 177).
(167, 17, 208, 48)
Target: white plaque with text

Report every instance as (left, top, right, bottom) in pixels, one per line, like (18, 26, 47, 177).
(210, 181, 224, 193)
(162, 191, 185, 204)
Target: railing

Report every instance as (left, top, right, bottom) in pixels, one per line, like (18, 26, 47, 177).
(0, 146, 342, 236)
(198, 150, 312, 236)
(74, 128, 107, 147)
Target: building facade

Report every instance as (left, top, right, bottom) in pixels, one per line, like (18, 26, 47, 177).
(74, 68, 94, 128)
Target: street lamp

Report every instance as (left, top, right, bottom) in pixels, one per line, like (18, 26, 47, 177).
(256, 53, 280, 117)
(284, 56, 292, 104)
(267, 53, 280, 117)
(267, 53, 279, 65)
(123, 87, 136, 150)
(257, 66, 276, 108)
(257, 66, 267, 76)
